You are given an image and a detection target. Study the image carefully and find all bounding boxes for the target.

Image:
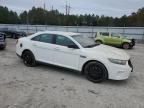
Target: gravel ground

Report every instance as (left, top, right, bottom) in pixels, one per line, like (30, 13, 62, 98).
(0, 39, 144, 108)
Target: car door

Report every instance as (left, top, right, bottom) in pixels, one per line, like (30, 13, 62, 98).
(100, 32, 111, 44)
(53, 35, 80, 70)
(110, 33, 122, 46)
(31, 34, 55, 63)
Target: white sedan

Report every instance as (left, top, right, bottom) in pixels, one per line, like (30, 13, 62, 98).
(16, 31, 133, 83)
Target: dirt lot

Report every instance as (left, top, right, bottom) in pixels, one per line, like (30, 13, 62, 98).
(0, 39, 144, 108)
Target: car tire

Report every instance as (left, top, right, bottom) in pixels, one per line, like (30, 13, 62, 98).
(2, 47, 5, 50)
(96, 40, 102, 44)
(122, 43, 130, 49)
(22, 51, 36, 67)
(84, 61, 108, 83)
(0, 46, 6, 50)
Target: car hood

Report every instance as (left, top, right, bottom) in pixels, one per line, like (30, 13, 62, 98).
(84, 45, 130, 60)
(121, 36, 133, 41)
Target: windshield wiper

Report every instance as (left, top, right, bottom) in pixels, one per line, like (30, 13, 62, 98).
(85, 44, 99, 48)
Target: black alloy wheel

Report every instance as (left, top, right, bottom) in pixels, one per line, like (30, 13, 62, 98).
(22, 51, 36, 67)
(84, 61, 108, 83)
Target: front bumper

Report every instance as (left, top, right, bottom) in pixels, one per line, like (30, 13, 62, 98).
(108, 60, 133, 80)
(130, 39, 135, 47)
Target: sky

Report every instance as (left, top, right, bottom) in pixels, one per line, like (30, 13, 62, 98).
(0, 0, 144, 17)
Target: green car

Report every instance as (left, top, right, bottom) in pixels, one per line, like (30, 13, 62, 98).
(95, 32, 135, 49)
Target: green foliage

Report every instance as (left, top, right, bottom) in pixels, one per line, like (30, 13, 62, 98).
(0, 5, 144, 26)
(0, 6, 19, 24)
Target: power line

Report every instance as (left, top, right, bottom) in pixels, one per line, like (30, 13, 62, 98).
(65, 1, 71, 15)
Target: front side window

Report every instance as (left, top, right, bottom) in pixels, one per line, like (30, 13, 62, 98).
(72, 35, 99, 48)
(55, 35, 76, 47)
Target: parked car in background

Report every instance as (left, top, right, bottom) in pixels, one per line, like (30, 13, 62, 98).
(0, 28, 26, 39)
(16, 31, 133, 83)
(0, 32, 6, 50)
(95, 32, 135, 49)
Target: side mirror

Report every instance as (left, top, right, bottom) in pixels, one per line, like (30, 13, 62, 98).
(67, 45, 79, 49)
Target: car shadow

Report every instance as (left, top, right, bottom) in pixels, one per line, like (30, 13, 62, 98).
(19, 61, 131, 85)
(35, 63, 84, 79)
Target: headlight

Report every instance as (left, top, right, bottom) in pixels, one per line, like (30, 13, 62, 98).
(108, 58, 127, 65)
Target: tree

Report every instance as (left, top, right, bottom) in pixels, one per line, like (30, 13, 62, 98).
(0, 5, 144, 26)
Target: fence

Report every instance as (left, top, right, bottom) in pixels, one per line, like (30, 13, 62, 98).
(0, 24, 144, 42)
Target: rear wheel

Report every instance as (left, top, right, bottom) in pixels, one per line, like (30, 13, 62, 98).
(84, 61, 108, 83)
(96, 40, 102, 44)
(22, 51, 36, 67)
(122, 43, 130, 49)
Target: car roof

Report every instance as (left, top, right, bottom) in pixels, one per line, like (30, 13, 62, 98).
(37, 31, 80, 37)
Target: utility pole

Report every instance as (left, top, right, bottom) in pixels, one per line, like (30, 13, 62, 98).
(43, 3, 47, 25)
(65, 1, 71, 15)
(51, 5, 53, 11)
(65, 1, 68, 15)
(68, 3, 71, 15)
(43, 3, 46, 10)
(65, 1, 71, 26)
(26, 11, 29, 33)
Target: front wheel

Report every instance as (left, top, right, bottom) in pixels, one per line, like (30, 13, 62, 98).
(122, 43, 130, 49)
(22, 51, 36, 67)
(84, 61, 108, 83)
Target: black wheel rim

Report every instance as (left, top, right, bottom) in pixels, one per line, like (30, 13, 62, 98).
(23, 54, 33, 66)
(87, 64, 104, 81)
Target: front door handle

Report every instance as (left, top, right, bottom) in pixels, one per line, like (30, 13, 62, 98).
(54, 47, 60, 50)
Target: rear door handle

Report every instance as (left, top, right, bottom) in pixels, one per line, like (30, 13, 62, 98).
(32, 43, 37, 46)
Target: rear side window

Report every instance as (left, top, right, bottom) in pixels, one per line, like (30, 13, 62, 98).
(31, 34, 53, 44)
(31, 35, 40, 41)
(39, 34, 53, 43)
(100, 32, 109, 36)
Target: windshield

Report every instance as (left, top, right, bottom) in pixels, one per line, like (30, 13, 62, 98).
(72, 35, 99, 48)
